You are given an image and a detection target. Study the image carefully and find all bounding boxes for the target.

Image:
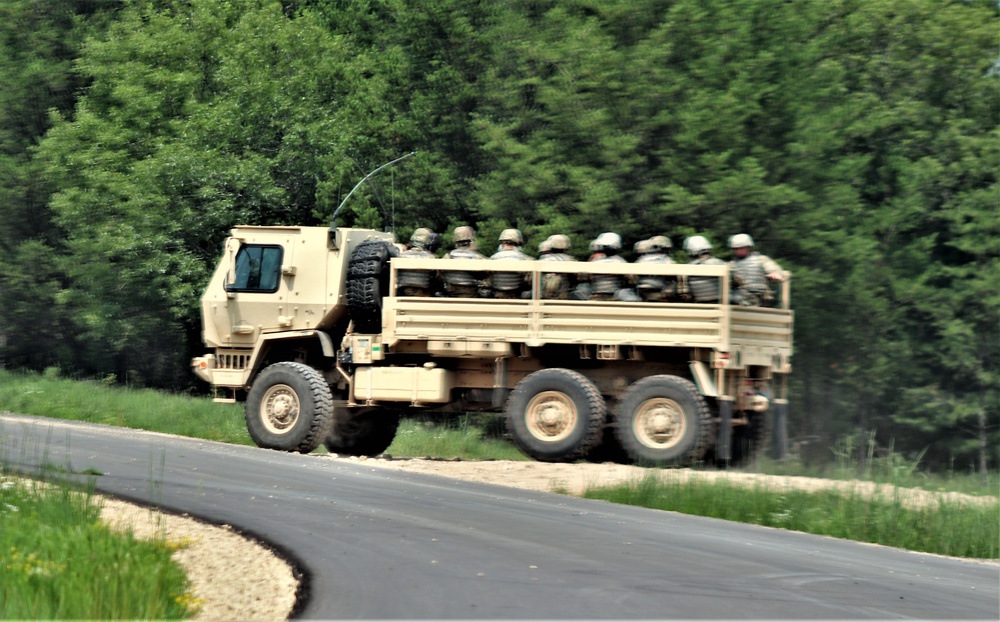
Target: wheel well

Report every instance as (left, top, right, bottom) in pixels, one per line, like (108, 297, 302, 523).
(248, 338, 330, 387)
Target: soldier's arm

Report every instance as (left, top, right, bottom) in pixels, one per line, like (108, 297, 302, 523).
(761, 255, 788, 281)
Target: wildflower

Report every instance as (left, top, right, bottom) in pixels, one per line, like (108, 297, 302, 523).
(770, 510, 792, 525)
(160, 536, 196, 552)
(174, 591, 205, 614)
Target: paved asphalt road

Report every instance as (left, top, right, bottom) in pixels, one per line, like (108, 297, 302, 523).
(2, 414, 998, 619)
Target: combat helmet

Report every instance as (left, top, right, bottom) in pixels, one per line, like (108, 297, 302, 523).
(453, 226, 476, 245)
(648, 235, 671, 252)
(498, 228, 524, 246)
(684, 235, 713, 257)
(410, 227, 434, 248)
(728, 233, 754, 249)
(548, 234, 571, 252)
(594, 232, 622, 251)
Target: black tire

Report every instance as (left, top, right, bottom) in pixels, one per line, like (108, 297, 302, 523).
(615, 375, 713, 467)
(245, 362, 334, 453)
(729, 411, 771, 467)
(585, 423, 631, 464)
(324, 407, 401, 456)
(347, 240, 398, 334)
(505, 369, 605, 462)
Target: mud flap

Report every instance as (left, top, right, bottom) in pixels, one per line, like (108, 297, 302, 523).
(771, 398, 788, 460)
(715, 398, 733, 463)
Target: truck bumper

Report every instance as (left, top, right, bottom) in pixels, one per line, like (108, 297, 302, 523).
(191, 355, 216, 383)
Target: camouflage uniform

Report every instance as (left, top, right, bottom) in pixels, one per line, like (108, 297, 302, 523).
(730, 252, 783, 307)
(396, 228, 436, 297)
(538, 234, 576, 299)
(688, 255, 727, 303)
(490, 229, 532, 298)
(587, 232, 628, 300)
(590, 255, 630, 300)
(634, 237, 676, 301)
(443, 226, 485, 298)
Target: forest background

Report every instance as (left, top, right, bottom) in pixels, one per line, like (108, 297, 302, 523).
(0, 0, 996, 473)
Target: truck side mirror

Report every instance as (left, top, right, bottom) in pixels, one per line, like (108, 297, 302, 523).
(224, 237, 241, 294)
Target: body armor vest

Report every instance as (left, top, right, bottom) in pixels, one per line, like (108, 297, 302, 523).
(688, 256, 725, 302)
(396, 247, 435, 289)
(732, 253, 769, 295)
(539, 252, 576, 298)
(490, 248, 531, 291)
(590, 255, 626, 295)
(539, 253, 575, 262)
(443, 247, 484, 286)
(635, 253, 675, 293)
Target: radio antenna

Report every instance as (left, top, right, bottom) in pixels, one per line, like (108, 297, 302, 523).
(330, 151, 417, 228)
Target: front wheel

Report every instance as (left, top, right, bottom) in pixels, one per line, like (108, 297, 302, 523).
(614, 375, 712, 467)
(245, 362, 334, 453)
(505, 368, 605, 462)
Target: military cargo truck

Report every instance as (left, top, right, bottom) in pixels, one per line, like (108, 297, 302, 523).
(192, 225, 793, 466)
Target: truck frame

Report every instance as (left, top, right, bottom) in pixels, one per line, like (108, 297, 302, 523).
(192, 225, 793, 466)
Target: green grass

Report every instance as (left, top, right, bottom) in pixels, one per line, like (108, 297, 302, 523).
(0, 368, 251, 445)
(751, 429, 999, 496)
(0, 368, 525, 461)
(584, 475, 1000, 559)
(754, 454, 998, 497)
(387, 416, 527, 461)
(0, 472, 196, 619)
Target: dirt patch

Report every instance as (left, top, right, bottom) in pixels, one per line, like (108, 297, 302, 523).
(327, 454, 997, 510)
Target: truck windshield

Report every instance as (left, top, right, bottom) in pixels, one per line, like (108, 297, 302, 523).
(229, 245, 282, 293)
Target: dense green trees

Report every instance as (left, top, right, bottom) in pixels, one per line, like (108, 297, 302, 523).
(0, 0, 995, 471)
(0, 1, 116, 370)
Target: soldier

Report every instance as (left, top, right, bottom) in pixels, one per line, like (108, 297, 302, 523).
(587, 238, 606, 262)
(633, 236, 676, 301)
(684, 235, 727, 303)
(396, 227, 437, 297)
(442, 225, 486, 298)
(539, 234, 574, 261)
(588, 232, 638, 301)
(489, 228, 532, 298)
(728, 233, 787, 307)
(539, 234, 576, 299)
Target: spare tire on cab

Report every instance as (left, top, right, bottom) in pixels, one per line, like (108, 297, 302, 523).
(347, 240, 399, 334)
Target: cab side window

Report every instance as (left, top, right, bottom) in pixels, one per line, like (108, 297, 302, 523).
(229, 245, 283, 293)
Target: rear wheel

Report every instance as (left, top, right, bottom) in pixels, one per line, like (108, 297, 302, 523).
(325, 407, 401, 457)
(585, 424, 631, 464)
(615, 375, 712, 466)
(505, 369, 605, 462)
(245, 362, 334, 453)
(729, 411, 770, 467)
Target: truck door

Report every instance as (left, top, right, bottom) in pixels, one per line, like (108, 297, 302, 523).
(218, 239, 293, 346)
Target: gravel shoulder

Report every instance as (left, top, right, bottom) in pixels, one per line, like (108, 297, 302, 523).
(102, 455, 998, 621)
(333, 455, 998, 509)
(99, 497, 298, 622)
